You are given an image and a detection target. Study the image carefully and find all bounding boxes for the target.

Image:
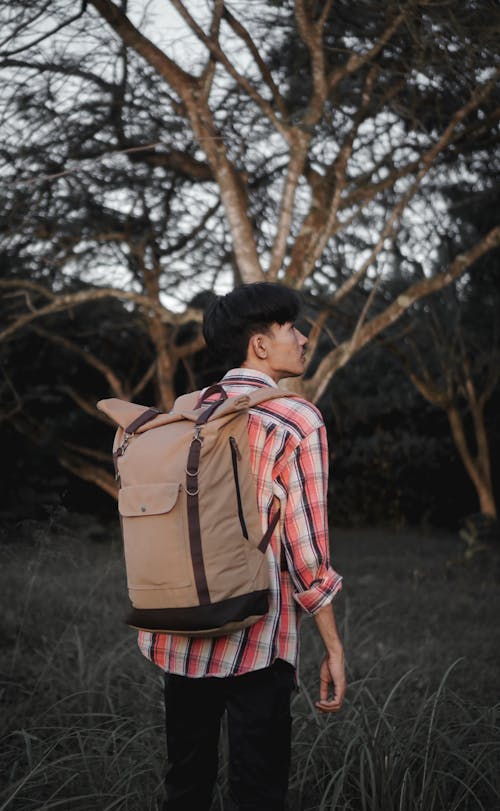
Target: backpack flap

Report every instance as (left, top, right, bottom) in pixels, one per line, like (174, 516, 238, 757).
(97, 398, 155, 430)
(118, 482, 181, 517)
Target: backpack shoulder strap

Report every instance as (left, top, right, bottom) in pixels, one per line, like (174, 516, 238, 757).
(169, 384, 297, 424)
(172, 390, 202, 412)
(245, 386, 297, 408)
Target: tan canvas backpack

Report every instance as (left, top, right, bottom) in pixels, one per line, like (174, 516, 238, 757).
(97, 384, 293, 637)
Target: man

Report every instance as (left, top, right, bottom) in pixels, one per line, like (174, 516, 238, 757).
(139, 282, 345, 810)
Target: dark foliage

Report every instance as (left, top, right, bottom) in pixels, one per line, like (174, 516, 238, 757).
(323, 343, 499, 529)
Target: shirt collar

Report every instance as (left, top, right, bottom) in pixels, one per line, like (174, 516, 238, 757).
(221, 368, 279, 389)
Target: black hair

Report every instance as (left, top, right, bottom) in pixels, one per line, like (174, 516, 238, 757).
(202, 282, 301, 370)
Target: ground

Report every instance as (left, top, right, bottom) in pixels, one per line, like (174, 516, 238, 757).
(0, 513, 499, 810)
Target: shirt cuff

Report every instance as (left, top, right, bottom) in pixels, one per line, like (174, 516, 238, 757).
(292, 569, 343, 615)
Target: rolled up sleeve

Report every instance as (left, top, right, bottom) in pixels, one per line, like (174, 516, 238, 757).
(279, 424, 342, 615)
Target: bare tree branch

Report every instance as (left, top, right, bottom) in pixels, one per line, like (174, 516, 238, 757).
(88, 0, 195, 92)
(58, 386, 112, 424)
(31, 326, 127, 399)
(58, 449, 118, 499)
(130, 359, 157, 399)
(327, 1, 426, 93)
(168, 0, 287, 135)
(305, 68, 499, 297)
(1, 0, 88, 57)
(268, 130, 310, 277)
(87, 0, 264, 282)
(221, 6, 288, 116)
(294, 0, 329, 124)
(299, 224, 500, 402)
(0, 282, 201, 342)
(199, 0, 224, 99)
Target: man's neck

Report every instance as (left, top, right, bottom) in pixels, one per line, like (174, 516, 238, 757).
(241, 360, 280, 383)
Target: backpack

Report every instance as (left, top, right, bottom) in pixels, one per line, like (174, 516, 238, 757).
(97, 384, 293, 637)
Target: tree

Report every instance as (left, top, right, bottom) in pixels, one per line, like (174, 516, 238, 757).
(388, 284, 499, 519)
(383, 180, 500, 520)
(1, 0, 499, 499)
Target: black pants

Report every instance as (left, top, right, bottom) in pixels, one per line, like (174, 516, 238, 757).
(162, 659, 295, 811)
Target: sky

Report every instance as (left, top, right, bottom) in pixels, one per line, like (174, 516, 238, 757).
(130, 1, 211, 68)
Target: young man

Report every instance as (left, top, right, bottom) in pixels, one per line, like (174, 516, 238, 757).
(139, 283, 345, 811)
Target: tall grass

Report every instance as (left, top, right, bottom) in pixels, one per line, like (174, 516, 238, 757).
(289, 662, 499, 811)
(1, 517, 499, 810)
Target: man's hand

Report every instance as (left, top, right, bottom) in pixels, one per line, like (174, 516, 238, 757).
(315, 651, 346, 713)
(313, 603, 346, 713)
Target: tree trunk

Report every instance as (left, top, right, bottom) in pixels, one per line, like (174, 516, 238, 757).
(447, 405, 497, 519)
(148, 316, 176, 410)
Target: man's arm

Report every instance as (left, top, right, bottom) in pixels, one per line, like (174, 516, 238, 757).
(278, 423, 342, 614)
(313, 602, 346, 713)
(277, 418, 345, 712)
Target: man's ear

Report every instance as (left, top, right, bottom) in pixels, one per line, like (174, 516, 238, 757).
(248, 333, 267, 360)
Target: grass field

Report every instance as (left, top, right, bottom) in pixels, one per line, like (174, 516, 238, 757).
(1, 512, 499, 810)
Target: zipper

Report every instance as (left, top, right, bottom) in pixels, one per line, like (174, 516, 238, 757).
(229, 436, 248, 539)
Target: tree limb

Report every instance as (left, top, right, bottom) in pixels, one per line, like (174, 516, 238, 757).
(326, 68, 499, 303)
(0, 282, 200, 342)
(168, 0, 287, 136)
(57, 448, 118, 499)
(31, 326, 127, 398)
(88, 0, 264, 282)
(327, 1, 425, 94)
(222, 6, 288, 116)
(88, 0, 195, 93)
(1, 0, 88, 57)
(302, 224, 500, 402)
(58, 386, 111, 423)
(268, 130, 310, 277)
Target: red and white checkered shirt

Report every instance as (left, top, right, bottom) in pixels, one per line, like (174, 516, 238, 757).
(137, 368, 342, 677)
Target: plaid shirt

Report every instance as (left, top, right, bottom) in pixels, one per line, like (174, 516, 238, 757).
(138, 368, 342, 677)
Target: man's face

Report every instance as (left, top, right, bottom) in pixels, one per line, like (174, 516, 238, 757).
(261, 322, 308, 381)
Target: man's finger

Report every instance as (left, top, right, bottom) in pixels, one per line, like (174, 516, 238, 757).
(319, 677, 330, 702)
(315, 698, 342, 713)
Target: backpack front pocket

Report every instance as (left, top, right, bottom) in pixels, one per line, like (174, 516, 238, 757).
(118, 482, 191, 590)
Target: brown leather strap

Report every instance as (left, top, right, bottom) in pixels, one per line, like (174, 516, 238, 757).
(196, 398, 227, 425)
(114, 407, 160, 483)
(125, 407, 160, 434)
(258, 508, 280, 553)
(112, 450, 121, 480)
(194, 384, 228, 425)
(186, 433, 210, 605)
(195, 384, 228, 408)
(186, 433, 202, 487)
